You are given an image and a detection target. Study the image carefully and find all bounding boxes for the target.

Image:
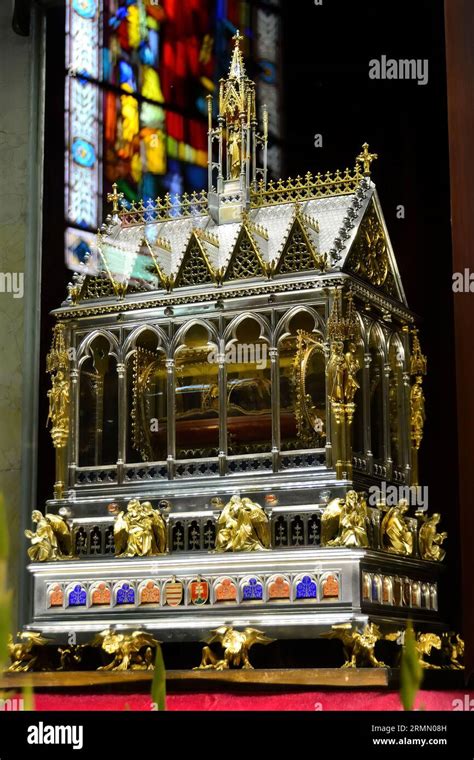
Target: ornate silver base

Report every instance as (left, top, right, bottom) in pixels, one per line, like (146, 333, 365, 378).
(27, 548, 443, 643)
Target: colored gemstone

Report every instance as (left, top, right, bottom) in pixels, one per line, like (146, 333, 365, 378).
(268, 576, 290, 600)
(116, 583, 135, 605)
(49, 584, 63, 607)
(296, 575, 317, 600)
(242, 578, 263, 601)
(91, 583, 111, 605)
(214, 577, 237, 602)
(322, 575, 339, 599)
(140, 581, 160, 605)
(68, 584, 87, 606)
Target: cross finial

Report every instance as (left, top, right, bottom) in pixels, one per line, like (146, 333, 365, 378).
(356, 143, 378, 175)
(233, 29, 243, 46)
(107, 182, 124, 214)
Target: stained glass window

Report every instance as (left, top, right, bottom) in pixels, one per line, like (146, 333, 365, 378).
(65, 0, 282, 270)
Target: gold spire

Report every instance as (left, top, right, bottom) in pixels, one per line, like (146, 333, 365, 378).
(410, 329, 427, 376)
(328, 290, 359, 342)
(229, 29, 246, 79)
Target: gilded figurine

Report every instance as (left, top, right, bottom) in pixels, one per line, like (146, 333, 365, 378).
(418, 513, 447, 562)
(25, 510, 74, 562)
(381, 499, 413, 556)
(90, 629, 159, 671)
(327, 341, 346, 403)
(323, 623, 398, 668)
(195, 626, 274, 670)
(228, 126, 242, 179)
(441, 633, 464, 670)
(58, 645, 85, 671)
(8, 631, 51, 672)
(321, 496, 344, 545)
(114, 499, 167, 558)
(326, 490, 370, 548)
(215, 494, 271, 552)
(415, 633, 442, 669)
(410, 375, 426, 450)
(46, 369, 70, 448)
(344, 342, 361, 403)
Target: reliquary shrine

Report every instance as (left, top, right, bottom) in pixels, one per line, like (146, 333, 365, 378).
(25, 36, 446, 647)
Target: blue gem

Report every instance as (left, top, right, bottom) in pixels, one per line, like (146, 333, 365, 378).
(117, 583, 135, 605)
(243, 578, 263, 601)
(296, 575, 317, 600)
(69, 584, 87, 606)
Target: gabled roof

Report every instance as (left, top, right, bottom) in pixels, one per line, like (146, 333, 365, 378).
(66, 170, 407, 309)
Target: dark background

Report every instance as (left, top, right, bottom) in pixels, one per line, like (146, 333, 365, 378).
(38, 0, 460, 628)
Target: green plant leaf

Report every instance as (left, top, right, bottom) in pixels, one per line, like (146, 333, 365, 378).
(400, 621, 423, 711)
(150, 643, 166, 712)
(0, 592, 11, 670)
(22, 685, 35, 711)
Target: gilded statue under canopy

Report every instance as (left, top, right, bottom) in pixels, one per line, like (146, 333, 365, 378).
(381, 499, 413, 556)
(419, 513, 447, 562)
(46, 323, 71, 499)
(410, 376, 426, 450)
(215, 494, 271, 552)
(25, 510, 74, 562)
(114, 500, 168, 558)
(324, 490, 370, 548)
(47, 370, 70, 448)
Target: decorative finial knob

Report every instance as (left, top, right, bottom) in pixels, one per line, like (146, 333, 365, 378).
(233, 29, 244, 46)
(107, 182, 124, 215)
(356, 143, 378, 176)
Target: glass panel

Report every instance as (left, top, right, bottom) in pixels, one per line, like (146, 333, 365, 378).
(369, 327, 385, 461)
(280, 312, 325, 451)
(226, 318, 272, 455)
(127, 330, 168, 462)
(79, 336, 118, 466)
(389, 337, 404, 468)
(175, 324, 219, 459)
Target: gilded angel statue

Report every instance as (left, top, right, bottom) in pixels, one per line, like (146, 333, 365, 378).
(381, 499, 413, 556)
(90, 629, 159, 671)
(418, 513, 447, 562)
(114, 499, 167, 558)
(195, 626, 274, 671)
(215, 494, 271, 552)
(25, 510, 74, 562)
(326, 490, 370, 548)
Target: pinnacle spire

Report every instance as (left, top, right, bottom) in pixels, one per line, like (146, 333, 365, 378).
(228, 29, 246, 79)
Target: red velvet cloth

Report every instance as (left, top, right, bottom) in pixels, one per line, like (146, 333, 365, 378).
(27, 690, 474, 712)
